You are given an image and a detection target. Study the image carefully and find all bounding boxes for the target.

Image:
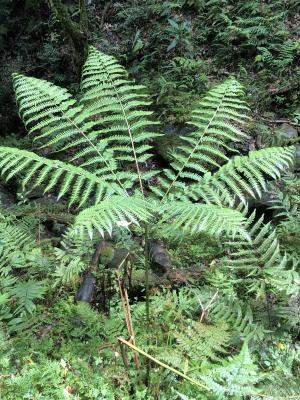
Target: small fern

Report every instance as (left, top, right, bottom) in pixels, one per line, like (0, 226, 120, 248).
(10, 280, 46, 315)
(201, 342, 261, 398)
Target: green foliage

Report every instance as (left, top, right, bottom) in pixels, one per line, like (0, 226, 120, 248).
(201, 342, 261, 399)
(0, 43, 299, 400)
(0, 215, 49, 332)
(1, 47, 291, 243)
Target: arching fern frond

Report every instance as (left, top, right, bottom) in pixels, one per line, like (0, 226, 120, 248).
(159, 202, 248, 238)
(184, 146, 295, 206)
(13, 73, 84, 148)
(12, 73, 131, 190)
(78, 46, 161, 193)
(74, 195, 153, 238)
(0, 147, 123, 208)
(161, 79, 250, 199)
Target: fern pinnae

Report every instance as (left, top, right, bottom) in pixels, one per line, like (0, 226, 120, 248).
(13, 73, 128, 195)
(0, 147, 123, 207)
(161, 79, 249, 201)
(80, 47, 161, 195)
(162, 92, 227, 200)
(63, 113, 128, 194)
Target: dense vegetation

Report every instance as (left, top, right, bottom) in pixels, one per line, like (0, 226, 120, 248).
(1, 1, 300, 399)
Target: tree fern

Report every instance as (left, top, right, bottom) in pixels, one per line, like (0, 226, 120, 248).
(0, 46, 295, 268)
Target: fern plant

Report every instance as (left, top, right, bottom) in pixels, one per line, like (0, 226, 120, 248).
(0, 214, 47, 332)
(0, 46, 295, 329)
(200, 341, 261, 399)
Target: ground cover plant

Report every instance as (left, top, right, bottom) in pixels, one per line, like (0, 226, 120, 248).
(0, 44, 300, 399)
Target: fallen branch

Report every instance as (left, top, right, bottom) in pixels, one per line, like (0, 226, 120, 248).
(118, 338, 300, 399)
(117, 337, 210, 391)
(259, 117, 300, 127)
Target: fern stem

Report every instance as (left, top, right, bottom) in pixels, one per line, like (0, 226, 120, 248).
(144, 223, 150, 323)
(144, 222, 151, 386)
(113, 87, 145, 196)
(64, 115, 129, 195)
(161, 92, 227, 201)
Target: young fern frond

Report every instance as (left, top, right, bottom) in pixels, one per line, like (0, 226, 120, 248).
(201, 342, 261, 398)
(10, 280, 46, 315)
(0, 218, 34, 277)
(0, 147, 123, 207)
(161, 79, 250, 199)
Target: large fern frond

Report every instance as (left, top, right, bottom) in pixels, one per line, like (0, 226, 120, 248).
(12, 73, 131, 190)
(0, 147, 123, 207)
(159, 201, 248, 238)
(160, 79, 249, 199)
(13, 73, 83, 149)
(78, 47, 161, 193)
(184, 146, 295, 206)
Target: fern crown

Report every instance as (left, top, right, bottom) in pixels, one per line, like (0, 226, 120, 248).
(0, 46, 295, 239)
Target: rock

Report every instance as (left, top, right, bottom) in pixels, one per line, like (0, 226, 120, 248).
(149, 241, 171, 275)
(0, 184, 15, 208)
(107, 248, 130, 268)
(98, 241, 130, 268)
(99, 244, 115, 265)
(278, 123, 298, 140)
(76, 272, 96, 303)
